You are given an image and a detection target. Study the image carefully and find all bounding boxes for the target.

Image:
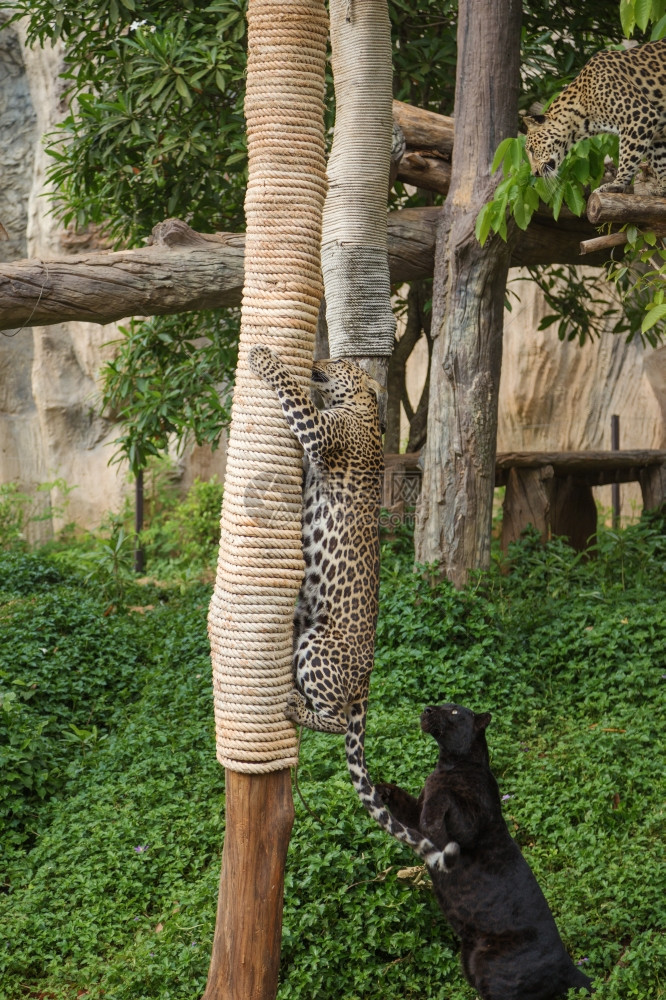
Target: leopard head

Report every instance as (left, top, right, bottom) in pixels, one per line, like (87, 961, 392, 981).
(311, 358, 382, 414)
(523, 113, 571, 180)
(421, 704, 491, 763)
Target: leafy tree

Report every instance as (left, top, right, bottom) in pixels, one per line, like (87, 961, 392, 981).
(477, 2, 666, 344)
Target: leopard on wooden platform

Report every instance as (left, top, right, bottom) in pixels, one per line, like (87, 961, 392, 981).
(524, 39, 666, 193)
(248, 345, 459, 873)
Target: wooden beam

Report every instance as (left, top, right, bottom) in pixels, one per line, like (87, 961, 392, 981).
(392, 99, 454, 156)
(0, 206, 610, 333)
(495, 449, 666, 472)
(586, 191, 666, 228)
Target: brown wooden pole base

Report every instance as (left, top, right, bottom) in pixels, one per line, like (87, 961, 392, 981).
(202, 768, 294, 1000)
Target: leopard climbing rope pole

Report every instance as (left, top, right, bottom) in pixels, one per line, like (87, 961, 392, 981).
(203, 4, 327, 998)
(207, 0, 328, 775)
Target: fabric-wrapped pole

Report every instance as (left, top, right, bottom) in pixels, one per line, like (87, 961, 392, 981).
(322, 0, 396, 363)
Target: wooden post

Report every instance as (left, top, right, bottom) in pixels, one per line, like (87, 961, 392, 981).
(204, 3, 327, 999)
(501, 465, 554, 551)
(134, 468, 145, 574)
(202, 771, 294, 1000)
(639, 463, 666, 514)
(611, 414, 620, 529)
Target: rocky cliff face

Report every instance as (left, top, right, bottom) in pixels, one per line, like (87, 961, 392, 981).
(0, 21, 225, 541)
(1, 23, 663, 538)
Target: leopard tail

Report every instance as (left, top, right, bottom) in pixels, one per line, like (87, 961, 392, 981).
(345, 701, 460, 872)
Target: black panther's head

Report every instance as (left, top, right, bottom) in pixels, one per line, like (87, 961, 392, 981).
(421, 704, 492, 761)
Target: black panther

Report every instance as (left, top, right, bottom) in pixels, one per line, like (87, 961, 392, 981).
(376, 704, 593, 1000)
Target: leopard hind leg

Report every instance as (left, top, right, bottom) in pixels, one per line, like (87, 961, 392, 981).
(286, 628, 349, 734)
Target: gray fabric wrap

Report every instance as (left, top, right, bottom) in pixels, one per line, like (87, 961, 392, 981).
(321, 242, 396, 358)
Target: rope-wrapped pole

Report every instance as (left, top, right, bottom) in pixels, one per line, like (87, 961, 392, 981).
(204, 2, 327, 997)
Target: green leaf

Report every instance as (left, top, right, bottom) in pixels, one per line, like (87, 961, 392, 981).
(491, 138, 514, 174)
(651, 11, 666, 35)
(563, 181, 585, 217)
(510, 139, 524, 172)
(620, 0, 636, 35)
(641, 303, 666, 332)
(175, 75, 192, 102)
(635, 0, 653, 30)
(551, 185, 565, 221)
(475, 203, 494, 246)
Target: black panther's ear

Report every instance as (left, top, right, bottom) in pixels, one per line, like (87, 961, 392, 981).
(474, 712, 492, 731)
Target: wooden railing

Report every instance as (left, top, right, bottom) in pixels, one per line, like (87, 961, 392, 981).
(383, 450, 666, 551)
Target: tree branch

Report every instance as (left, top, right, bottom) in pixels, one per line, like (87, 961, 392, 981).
(586, 191, 666, 228)
(1, 98, 625, 334)
(0, 224, 245, 331)
(0, 208, 612, 333)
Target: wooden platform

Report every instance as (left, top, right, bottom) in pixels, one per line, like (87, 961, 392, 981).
(383, 450, 666, 551)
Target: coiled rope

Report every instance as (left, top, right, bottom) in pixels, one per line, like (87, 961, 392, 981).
(208, 0, 328, 772)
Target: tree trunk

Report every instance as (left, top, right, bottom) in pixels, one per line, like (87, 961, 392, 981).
(414, 0, 522, 585)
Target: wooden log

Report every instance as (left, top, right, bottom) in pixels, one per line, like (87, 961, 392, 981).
(0, 206, 611, 333)
(202, 770, 294, 1000)
(580, 232, 628, 256)
(0, 222, 245, 330)
(586, 191, 666, 227)
(392, 99, 454, 155)
(397, 151, 452, 195)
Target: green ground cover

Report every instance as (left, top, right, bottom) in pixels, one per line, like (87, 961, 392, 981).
(0, 520, 664, 999)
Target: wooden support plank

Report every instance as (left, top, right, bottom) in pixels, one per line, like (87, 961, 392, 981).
(639, 463, 666, 514)
(202, 770, 294, 1000)
(550, 477, 598, 552)
(500, 466, 554, 550)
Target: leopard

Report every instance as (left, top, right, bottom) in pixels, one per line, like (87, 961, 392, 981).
(376, 704, 594, 1000)
(524, 38, 666, 193)
(248, 345, 459, 873)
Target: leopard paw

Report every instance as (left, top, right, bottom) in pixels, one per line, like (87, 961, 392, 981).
(375, 782, 397, 805)
(285, 689, 306, 723)
(248, 344, 279, 378)
(596, 181, 631, 194)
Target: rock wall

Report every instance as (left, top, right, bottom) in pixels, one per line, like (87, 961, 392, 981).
(0, 23, 225, 542)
